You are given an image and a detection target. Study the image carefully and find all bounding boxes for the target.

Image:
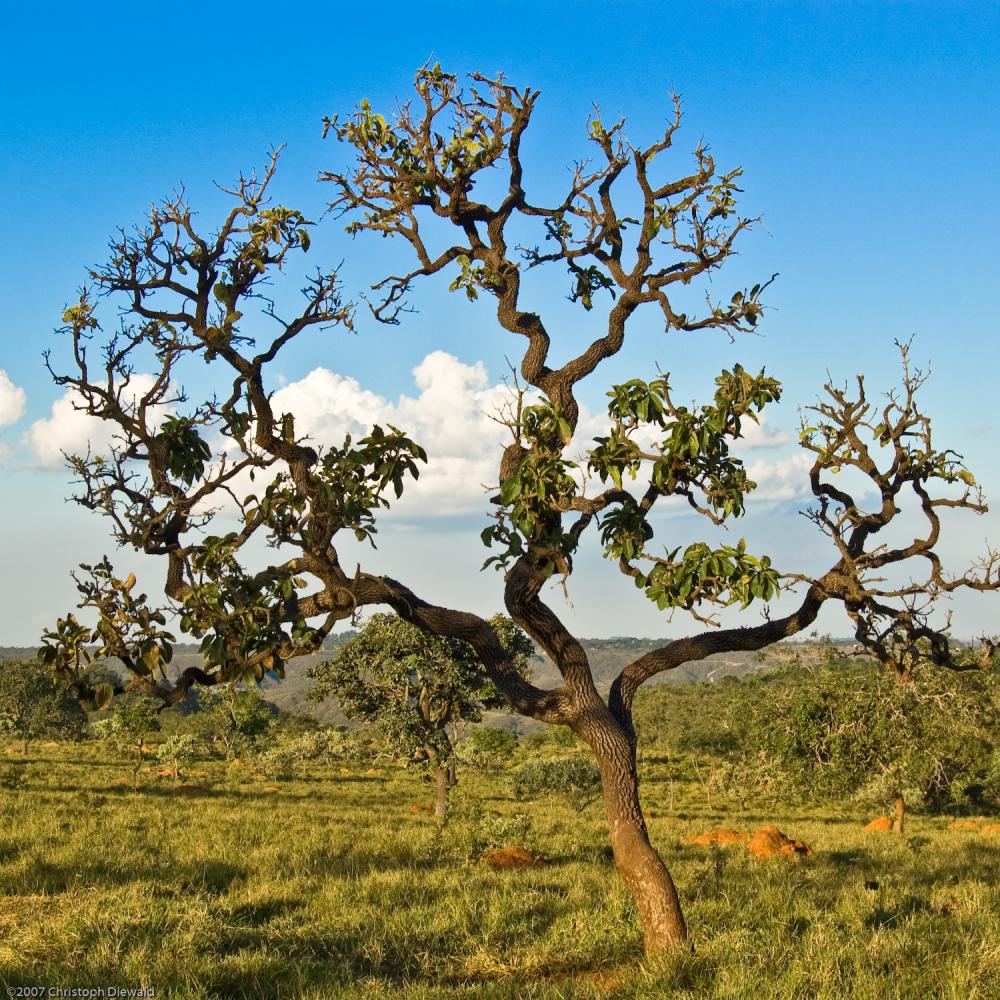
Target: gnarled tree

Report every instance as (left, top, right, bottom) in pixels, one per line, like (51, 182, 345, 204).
(41, 66, 998, 954)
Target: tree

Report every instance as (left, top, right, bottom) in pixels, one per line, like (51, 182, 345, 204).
(726, 655, 1000, 831)
(39, 65, 998, 953)
(200, 687, 275, 760)
(0, 659, 86, 753)
(154, 732, 201, 781)
(308, 613, 533, 817)
(99, 696, 161, 787)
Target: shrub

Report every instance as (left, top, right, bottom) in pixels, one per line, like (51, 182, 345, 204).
(469, 808, 534, 855)
(512, 754, 602, 811)
(154, 734, 201, 780)
(457, 726, 519, 771)
(258, 742, 298, 781)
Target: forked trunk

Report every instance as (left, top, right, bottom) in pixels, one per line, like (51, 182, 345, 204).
(892, 793, 905, 833)
(433, 766, 450, 819)
(590, 721, 689, 952)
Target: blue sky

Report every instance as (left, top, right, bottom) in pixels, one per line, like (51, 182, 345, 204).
(1, 1, 998, 644)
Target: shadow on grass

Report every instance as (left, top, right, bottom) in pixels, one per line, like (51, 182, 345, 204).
(0, 857, 246, 895)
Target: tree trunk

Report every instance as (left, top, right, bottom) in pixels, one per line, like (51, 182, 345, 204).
(892, 793, 905, 833)
(433, 766, 450, 820)
(589, 720, 689, 952)
(22, 738, 29, 755)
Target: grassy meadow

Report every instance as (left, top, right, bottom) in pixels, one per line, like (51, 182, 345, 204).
(1, 741, 998, 999)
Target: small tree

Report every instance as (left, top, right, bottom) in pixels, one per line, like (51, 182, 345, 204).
(308, 613, 533, 817)
(0, 659, 86, 753)
(154, 733, 201, 781)
(200, 687, 275, 760)
(103, 697, 161, 787)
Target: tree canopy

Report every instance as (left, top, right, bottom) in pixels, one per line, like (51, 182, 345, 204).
(0, 658, 86, 752)
(309, 611, 533, 815)
(38, 64, 999, 953)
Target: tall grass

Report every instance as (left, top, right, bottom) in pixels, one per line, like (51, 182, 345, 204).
(0, 743, 997, 998)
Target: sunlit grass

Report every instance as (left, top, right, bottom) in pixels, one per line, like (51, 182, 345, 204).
(1, 743, 998, 998)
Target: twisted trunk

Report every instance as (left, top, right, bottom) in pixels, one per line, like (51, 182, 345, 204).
(586, 715, 689, 952)
(433, 766, 450, 819)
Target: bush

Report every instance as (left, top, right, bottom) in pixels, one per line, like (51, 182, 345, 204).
(457, 726, 518, 771)
(469, 808, 534, 855)
(0, 658, 87, 751)
(154, 734, 201, 779)
(512, 754, 602, 811)
(258, 742, 299, 781)
(719, 658, 1000, 815)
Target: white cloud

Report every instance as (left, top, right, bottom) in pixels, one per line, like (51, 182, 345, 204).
(271, 352, 525, 516)
(745, 452, 813, 500)
(732, 415, 789, 451)
(27, 374, 172, 467)
(0, 370, 26, 427)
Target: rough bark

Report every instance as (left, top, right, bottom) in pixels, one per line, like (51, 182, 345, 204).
(584, 712, 689, 951)
(433, 766, 450, 820)
(892, 793, 906, 833)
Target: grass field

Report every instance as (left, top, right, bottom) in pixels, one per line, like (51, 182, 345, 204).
(1, 743, 998, 999)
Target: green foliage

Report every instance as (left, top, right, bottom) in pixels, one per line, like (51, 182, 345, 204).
(98, 697, 161, 760)
(156, 416, 212, 486)
(308, 613, 533, 772)
(40, 558, 175, 709)
(469, 807, 534, 855)
(720, 659, 1000, 814)
(154, 733, 201, 778)
(245, 424, 427, 549)
(457, 726, 519, 771)
(0, 659, 86, 749)
(512, 753, 602, 811)
(200, 686, 275, 759)
(257, 742, 299, 781)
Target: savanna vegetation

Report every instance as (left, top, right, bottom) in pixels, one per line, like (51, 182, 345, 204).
(19, 60, 1000, 976)
(2, 655, 999, 998)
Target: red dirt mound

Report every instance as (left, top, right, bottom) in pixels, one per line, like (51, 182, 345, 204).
(480, 846, 543, 869)
(261, 786, 281, 793)
(176, 784, 209, 795)
(410, 804, 434, 814)
(981, 824, 1000, 836)
(747, 826, 813, 860)
(950, 819, 981, 831)
(682, 828, 747, 847)
(865, 816, 893, 832)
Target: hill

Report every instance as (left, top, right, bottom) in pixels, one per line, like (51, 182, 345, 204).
(0, 635, 847, 729)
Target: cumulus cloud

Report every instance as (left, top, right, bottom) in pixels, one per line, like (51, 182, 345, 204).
(745, 452, 813, 501)
(271, 352, 525, 516)
(0, 370, 26, 427)
(732, 415, 789, 451)
(27, 375, 172, 467)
